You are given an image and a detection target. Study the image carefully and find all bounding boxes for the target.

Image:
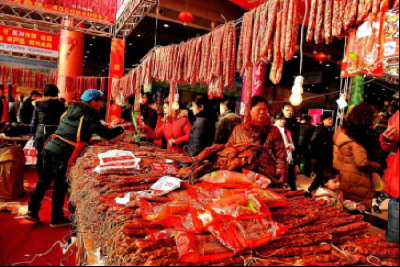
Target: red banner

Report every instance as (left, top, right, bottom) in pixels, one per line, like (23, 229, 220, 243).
(0, 25, 59, 58)
(107, 38, 125, 122)
(5, 0, 119, 22)
(229, 0, 266, 10)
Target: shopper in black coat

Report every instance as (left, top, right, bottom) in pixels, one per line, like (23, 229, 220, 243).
(309, 112, 334, 192)
(27, 90, 124, 228)
(299, 115, 315, 176)
(18, 90, 42, 124)
(188, 95, 214, 157)
(141, 93, 158, 130)
(32, 85, 67, 181)
(215, 97, 242, 144)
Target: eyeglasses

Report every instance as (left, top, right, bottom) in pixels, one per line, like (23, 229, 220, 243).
(252, 108, 268, 113)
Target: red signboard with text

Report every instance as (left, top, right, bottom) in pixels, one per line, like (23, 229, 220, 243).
(0, 25, 59, 58)
(5, 0, 118, 22)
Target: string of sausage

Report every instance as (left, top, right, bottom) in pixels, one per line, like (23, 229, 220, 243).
(324, 0, 333, 44)
(261, 0, 279, 58)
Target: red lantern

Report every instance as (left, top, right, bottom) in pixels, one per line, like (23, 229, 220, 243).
(316, 52, 327, 64)
(337, 60, 343, 68)
(179, 11, 194, 26)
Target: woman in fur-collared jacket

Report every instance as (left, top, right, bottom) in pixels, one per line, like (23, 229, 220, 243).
(32, 85, 66, 180)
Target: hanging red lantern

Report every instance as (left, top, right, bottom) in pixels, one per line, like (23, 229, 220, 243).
(316, 52, 327, 64)
(179, 11, 194, 26)
(337, 60, 343, 68)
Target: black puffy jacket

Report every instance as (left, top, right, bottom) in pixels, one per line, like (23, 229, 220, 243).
(32, 97, 67, 148)
(299, 123, 315, 147)
(45, 101, 124, 159)
(188, 110, 214, 156)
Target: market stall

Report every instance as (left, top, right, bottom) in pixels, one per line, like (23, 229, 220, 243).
(68, 140, 399, 266)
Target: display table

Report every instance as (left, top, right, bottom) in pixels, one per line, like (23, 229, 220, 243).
(0, 135, 31, 146)
(69, 141, 399, 267)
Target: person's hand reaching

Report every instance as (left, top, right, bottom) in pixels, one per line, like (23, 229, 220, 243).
(383, 126, 399, 143)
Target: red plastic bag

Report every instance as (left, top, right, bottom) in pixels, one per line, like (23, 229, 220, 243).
(205, 192, 270, 219)
(249, 189, 289, 208)
(341, 0, 389, 77)
(141, 199, 189, 221)
(175, 232, 235, 263)
(242, 169, 272, 189)
(201, 170, 261, 188)
(166, 190, 189, 202)
(206, 215, 290, 253)
(146, 227, 175, 241)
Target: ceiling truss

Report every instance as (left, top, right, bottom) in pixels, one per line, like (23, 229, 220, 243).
(0, 0, 157, 62)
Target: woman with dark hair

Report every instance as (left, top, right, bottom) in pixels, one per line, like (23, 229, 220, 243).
(274, 113, 297, 190)
(187, 95, 215, 156)
(333, 103, 382, 211)
(227, 96, 288, 185)
(32, 84, 67, 181)
(141, 93, 157, 130)
(215, 97, 242, 144)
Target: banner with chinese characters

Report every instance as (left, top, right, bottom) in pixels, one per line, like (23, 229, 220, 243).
(107, 38, 125, 122)
(5, 0, 120, 22)
(0, 25, 59, 58)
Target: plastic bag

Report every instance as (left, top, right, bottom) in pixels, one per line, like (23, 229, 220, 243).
(94, 150, 141, 174)
(201, 170, 261, 188)
(249, 189, 289, 208)
(242, 169, 272, 189)
(206, 215, 290, 253)
(141, 199, 189, 222)
(175, 232, 235, 263)
(341, 1, 389, 77)
(205, 193, 270, 219)
(23, 138, 37, 166)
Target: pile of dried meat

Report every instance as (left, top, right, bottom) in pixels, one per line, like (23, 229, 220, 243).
(68, 141, 399, 266)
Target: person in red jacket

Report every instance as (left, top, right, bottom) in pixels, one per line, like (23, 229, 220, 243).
(380, 111, 399, 244)
(155, 102, 192, 154)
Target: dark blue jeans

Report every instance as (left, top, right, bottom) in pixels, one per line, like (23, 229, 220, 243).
(28, 150, 69, 219)
(387, 198, 399, 245)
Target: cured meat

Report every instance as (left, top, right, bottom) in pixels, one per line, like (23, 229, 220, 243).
(205, 33, 214, 84)
(314, 0, 325, 44)
(259, 244, 332, 257)
(280, 0, 290, 59)
(360, 0, 373, 22)
(307, 0, 318, 42)
(237, 19, 245, 75)
(345, 0, 359, 30)
(270, 11, 282, 85)
(324, 0, 333, 44)
(261, 0, 279, 57)
(357, 0, 366, 22)
(332, 0, 340, 37)
(258, 3, 269, 63)
(252, 7, 262, 66)
(229, 27, 237, 90)
(243, 10, 255, 69)
(288, 0, 301, 59)
(192, 38, 203, 86)
(371, 0, 381, 20)
(224, 25, 234, 88)
(329, 222, 370, 235)
(177, 43, 187, 83)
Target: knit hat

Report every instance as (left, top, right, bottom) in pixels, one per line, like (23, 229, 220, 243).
(81, 89, 104, 102)
(44, 84, 59, 97)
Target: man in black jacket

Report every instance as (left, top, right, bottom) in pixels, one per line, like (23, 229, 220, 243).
(18, 90, 42, 124)
(299, 115, 315, 176)
(309, 112, 334, 193)
(141, 93, 157, 130)
(26, 89, 124, 228)
(32, 85, 67, 181)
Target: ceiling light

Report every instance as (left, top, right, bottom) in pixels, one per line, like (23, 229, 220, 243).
(92, 36, 96, 39)
(293, 55, 299, 59)
(326, 64, 331, 67)
(89, 44, 93, 46)
(86, 51, 90, 53)
(368, 84, 371, 86)
(129, 43, 132, 46)
(102, 70, 105, 72)
(84, 56, 88, 58)
(46, 16, 51, 20)
(164, 24, 169, 28)
(335, 77, 339, 79)
(312, 84, 315, 87)
(382, 89, 386, 91)
(326, 87, 329, 90)
(137, 34, 141, 37)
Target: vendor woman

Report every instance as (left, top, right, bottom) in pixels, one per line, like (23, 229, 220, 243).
(227, 96, 288, 186)
(26, 89, 125, 228)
